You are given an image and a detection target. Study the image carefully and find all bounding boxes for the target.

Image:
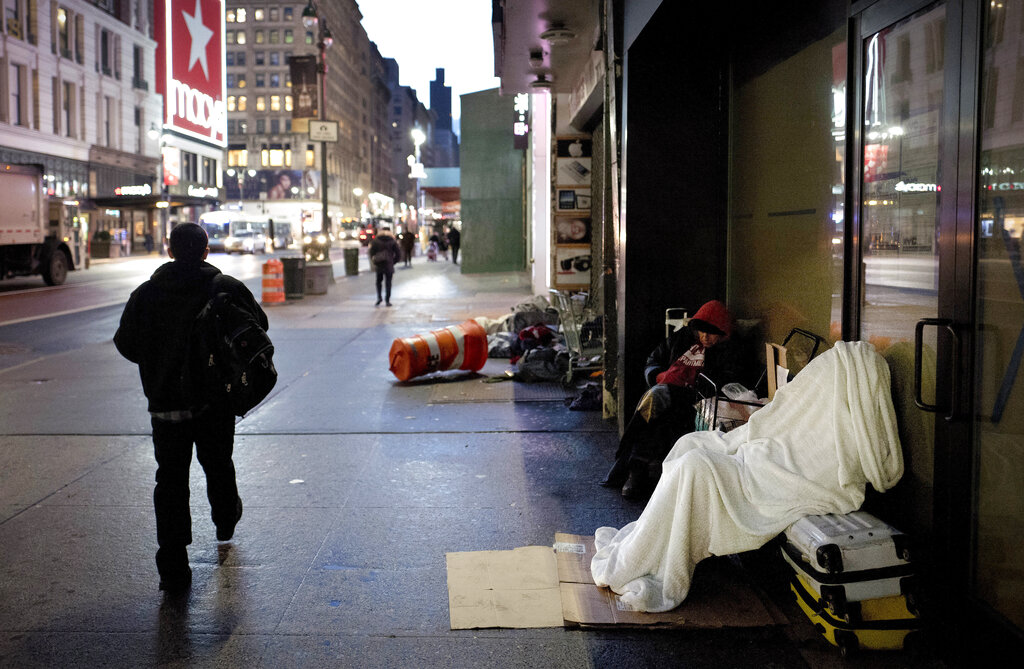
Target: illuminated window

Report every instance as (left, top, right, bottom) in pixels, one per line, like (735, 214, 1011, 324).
(254, 30, 264, 44)
(236, 8, 246, 23)
(285, 148, 292, 166)
(227, 95, 236, 111)
(270, 95, 281, 111)
(284, 29, 293, 44)
(236, 31, 246, 45)
(285, 95, 293, 112)
(226, 9, 235, 22)
(268, 149, 285, 167)
(256, 96, 266, 111)
(254, 8, 264, 21)
(306, 145, 314, 166)
(227, 149, 248, 167)
(238, 96, 247, 111)
(237, 76, 246, 89)
(305, 30, 313, 45)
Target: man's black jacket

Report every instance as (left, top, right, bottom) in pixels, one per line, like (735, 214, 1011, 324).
(114, 260, 268, 413)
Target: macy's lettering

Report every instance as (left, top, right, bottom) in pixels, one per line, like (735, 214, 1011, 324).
(168, 78, 225, 137)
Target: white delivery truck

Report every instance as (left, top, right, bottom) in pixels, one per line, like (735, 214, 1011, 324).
(0, 163, 85, 285)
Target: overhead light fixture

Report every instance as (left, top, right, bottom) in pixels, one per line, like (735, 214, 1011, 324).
(539, 24, 576, 44)
(530, 74, 553, 90)
(528, 48, 545, 69)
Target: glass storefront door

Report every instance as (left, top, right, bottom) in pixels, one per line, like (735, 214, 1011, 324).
(973, 0, 1024, 634)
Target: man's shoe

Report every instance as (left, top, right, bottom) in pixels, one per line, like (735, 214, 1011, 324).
(375, 298, 382, 306)
(621, 471, 651, 500)
(599, 460, 629, 488)
(216, 498, 243, 542)
(159, 566, 192, 594)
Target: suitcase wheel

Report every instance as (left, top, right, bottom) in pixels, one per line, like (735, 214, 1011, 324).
(835, 630, 859, 658)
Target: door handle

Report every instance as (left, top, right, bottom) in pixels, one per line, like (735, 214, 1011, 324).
(914, 318, 960, 420)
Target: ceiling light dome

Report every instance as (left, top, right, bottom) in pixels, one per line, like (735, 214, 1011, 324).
(539, 25, 576, 44)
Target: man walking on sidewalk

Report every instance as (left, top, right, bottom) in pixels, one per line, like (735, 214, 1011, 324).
(114, 223, 267, 594)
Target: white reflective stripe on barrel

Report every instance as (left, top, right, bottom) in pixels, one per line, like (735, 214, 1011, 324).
(423, 333, 441, 369)
(446, 325, 466, 369)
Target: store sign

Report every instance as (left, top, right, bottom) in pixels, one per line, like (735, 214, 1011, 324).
(188, 185, 219, 198)
(115, 184, 153, 196)
(156, 0, 227, 147)
(513, 93, 530, 150)
(895, 181, 939, 193)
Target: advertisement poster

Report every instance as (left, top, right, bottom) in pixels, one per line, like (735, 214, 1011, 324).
(554, 216, 592, 244)
(555, 137, 592, 186)
(556, 188, 591, 213)
(223, 169, 313, 200)
(554, 245, 592, 287)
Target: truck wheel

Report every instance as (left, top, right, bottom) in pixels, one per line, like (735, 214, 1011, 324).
(42, 250, 68, 286)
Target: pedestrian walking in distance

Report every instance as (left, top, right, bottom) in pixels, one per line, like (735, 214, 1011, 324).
(369, 224, 402, 306)
(447, 226, 461, 265)
(114, 222, 268, 594)
(399, 230, 415, 267)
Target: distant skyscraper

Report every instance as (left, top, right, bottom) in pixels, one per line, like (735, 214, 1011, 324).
(428, 68, 460, 168)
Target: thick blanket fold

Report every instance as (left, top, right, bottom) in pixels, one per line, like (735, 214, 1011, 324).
(591, 341, 903, 612)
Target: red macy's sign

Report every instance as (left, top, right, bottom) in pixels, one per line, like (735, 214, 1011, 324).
(155, 0, 226, 147)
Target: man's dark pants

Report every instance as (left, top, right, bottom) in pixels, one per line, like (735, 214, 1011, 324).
(151, 410, 238, 576)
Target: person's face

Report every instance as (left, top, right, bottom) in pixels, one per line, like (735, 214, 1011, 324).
(279, 175, 291, 188)
(697, 330, 722, 348)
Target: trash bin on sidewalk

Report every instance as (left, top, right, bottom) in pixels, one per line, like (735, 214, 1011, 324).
(281, 257, 305, 299)
(343, 246, 359, 276)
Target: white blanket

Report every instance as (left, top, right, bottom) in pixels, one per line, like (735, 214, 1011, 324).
(591, 341, 903, 612)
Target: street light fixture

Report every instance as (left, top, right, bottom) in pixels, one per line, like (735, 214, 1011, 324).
(300, 0, 334, 264)
(410, 127, 427, 233)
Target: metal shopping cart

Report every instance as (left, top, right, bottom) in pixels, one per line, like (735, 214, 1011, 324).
(694, 373, 766, 433)
(549, 290, 602, 382)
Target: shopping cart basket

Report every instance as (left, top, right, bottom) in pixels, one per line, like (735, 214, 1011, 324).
(694, 373, 766, 432)
(549, 289, 602, 382)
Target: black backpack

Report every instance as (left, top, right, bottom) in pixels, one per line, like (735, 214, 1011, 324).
(187, 278, 277, 416)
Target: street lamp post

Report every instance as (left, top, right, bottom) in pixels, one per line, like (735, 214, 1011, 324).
(302, 1, 333, 261)
(410, 127, 426, 233)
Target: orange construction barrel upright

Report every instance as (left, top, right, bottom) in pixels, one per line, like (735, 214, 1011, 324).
(261, 258, 286, 305)
(389, 319, 488, 381)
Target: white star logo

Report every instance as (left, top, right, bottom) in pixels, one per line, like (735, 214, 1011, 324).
(182, 0, 214, 80)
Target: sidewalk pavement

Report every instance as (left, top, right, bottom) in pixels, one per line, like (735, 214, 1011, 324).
(0, 256, 946, 668)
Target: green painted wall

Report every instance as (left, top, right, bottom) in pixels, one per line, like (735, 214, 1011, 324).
(459, 89, 526, 273)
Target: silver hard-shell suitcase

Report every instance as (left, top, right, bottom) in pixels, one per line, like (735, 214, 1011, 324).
(781, 511, 916, 618)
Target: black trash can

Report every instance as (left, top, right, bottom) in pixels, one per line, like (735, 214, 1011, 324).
(281, 257, 305, 299)
(343, 246, 359, 276)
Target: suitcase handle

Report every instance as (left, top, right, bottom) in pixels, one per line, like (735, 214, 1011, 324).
(913, 318, 960, 421)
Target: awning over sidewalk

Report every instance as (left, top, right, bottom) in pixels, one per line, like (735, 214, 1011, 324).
(90, 193, 220, 210)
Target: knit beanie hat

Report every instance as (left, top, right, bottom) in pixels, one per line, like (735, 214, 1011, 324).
(688, 300, 733, 339)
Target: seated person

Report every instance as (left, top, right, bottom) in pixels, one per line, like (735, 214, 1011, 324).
(601, 300, 746, 499)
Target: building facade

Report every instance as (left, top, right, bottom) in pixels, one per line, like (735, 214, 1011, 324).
(1, 0, 163, 254)
(494, 0, 1024, 656)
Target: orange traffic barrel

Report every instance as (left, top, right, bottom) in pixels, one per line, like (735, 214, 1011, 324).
(389, 319, 489, 381)
(261, 258, 285, 305)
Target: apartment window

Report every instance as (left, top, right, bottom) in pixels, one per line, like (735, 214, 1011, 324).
(236, 30, 246, 45)
(256, 96, 266, 111)
(181, 151, 198, 182)
(238, 121, 248, 134)
(270, 73, 280, 87)
(254, 8, 264, 21)
(227, 74, 235, 88)
(255, 51, 265, 65)
(226, 30, 235, 44)
(269, 8, 278, 21)
(238, 96, 247, 111)
(105, 96, 115, 146)
(269, 52, 280, 66)
(236, 52, 246, 67)
(254, 30, 264, 44)
(270, 95, 281, 111)
(227, 95, 236, 111)
(236, 8, 246, 23)
(133, 44, 147, 89)
(284, 29, 293, 44)
(255, 73, 265, 88)
(226, 52, 235, 66)
(256, 118, 265, 133)
(237, 76, 246, 88)
(228, 148, 248, 167)
(305, 30, 313, 45)
(227, 120, 235, 135)
(270, 118, 280, 134)
(269, 29, 279, 44)
(285, 119, 291, 132)
(10, 63, 27, 126)
(306, 144, 315, 166)
(283, 7, 293, 21)
(62, 80, 74, 137)
(226, 8, 235, 22)
(285, 95, 293, 112)
(57, 6, 70, 57)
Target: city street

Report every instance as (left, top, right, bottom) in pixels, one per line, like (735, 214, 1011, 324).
(0, 252, 946, 668)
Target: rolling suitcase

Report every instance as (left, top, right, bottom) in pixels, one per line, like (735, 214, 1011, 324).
(780, 511, 916, 618)
(790, 572, 921, 657)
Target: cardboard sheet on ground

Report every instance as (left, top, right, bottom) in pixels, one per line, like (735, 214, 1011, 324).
(446, 535, 784, 630)
(446, 546, 564, 629)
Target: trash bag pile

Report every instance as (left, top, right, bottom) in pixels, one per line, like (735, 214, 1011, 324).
(476, 295, 571, 384)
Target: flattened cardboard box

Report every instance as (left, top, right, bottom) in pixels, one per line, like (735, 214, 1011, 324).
(554, 533, 781, 628)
